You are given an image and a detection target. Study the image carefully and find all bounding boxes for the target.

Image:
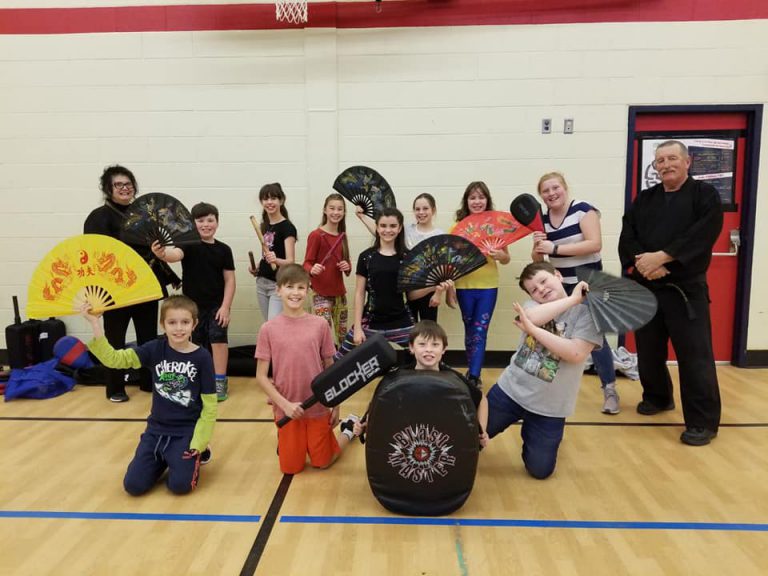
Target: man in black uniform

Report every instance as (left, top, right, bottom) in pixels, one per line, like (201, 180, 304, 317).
(619, 140, 723, 446)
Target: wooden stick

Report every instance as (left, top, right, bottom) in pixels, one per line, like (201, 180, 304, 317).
(319, 232, 346, 266)
(249, 215, 277, 271)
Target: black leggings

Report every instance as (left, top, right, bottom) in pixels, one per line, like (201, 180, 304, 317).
(407, 294, 437, 323)
(102, 300, 159, 397)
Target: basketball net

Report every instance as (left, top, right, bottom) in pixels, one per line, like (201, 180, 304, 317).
(275, 0, 308, 24)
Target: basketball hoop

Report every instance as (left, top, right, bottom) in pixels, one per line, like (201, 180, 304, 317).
(275, 0, 308, 24)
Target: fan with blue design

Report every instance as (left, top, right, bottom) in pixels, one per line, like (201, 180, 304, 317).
(333, 166, 397, 219)
(398, 235, 487, 292)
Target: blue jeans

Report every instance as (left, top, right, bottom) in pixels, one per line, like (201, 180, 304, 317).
(592, 337, 616, 387)
(486, 384, 565, 479)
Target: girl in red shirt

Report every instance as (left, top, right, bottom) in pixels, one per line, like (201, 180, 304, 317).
(302, 193, 352, 344)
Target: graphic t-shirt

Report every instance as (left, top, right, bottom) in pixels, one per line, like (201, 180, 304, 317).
(133, 338, 216, 435)
(497, 301, 601, 418)
(257, 219, 297, 281)
(181, 239, 235, 309)
(356, 247, 411, 329)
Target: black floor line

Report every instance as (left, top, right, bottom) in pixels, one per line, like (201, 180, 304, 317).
(2, 416, 767, 428)
(565, 421, 768, 428)
(0, 416, 274, 423)
(240, 473, 293, 576)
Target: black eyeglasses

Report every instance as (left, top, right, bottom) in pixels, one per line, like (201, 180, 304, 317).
(113, 182, 134, 190)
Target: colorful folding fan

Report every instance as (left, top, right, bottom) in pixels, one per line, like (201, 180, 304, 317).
(121, 193, 200, 247)
(26, 234, 163, 319)
(452, 211, 532, 255)
(332, 166, 397, 219)
(398, 235, 487, 291)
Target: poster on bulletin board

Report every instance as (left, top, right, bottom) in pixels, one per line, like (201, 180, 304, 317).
(640, 137, 736, 208)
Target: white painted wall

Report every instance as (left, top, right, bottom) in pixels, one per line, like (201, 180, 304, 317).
(0, 18, 766, 354)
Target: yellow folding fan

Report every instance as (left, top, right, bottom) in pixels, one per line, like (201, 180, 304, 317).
(27, 234, 163, 319)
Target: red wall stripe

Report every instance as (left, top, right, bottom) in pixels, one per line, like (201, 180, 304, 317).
(0, 0, 766, 35)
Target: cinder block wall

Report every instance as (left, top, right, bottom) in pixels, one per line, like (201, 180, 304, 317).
(0, 11, 766, 353)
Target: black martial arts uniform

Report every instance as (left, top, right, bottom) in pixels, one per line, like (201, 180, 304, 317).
(619, 176, 723, 431)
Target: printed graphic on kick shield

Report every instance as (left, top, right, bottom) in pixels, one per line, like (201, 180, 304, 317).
(366, 370, 480, 516)
(387, 423, 456, 484)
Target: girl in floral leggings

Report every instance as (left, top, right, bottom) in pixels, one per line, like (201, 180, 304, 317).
(451, 182, 510, 388)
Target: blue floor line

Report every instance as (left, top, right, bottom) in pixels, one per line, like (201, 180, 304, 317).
(280, 515, 768, 532)
(5, 510, 767, 532)
(0, 510, 261, 523)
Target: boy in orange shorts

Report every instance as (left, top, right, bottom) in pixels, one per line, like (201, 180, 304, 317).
(256, 264, 357, 474)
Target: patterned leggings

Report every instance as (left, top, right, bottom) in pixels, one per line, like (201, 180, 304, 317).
(456, 288, 498, 379)
(311, 293, 348, 345)
(334, 321, 413, 361)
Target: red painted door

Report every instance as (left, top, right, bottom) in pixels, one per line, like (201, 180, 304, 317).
(626, 112, 746, 362)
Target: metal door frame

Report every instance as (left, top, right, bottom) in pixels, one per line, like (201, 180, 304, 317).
(625, 104, 763, 367)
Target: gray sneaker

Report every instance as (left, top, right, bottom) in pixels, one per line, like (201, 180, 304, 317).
(602, 384, 620, 415)
(216, 378, 228, 402)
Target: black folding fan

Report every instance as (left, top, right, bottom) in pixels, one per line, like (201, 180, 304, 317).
(333, 165, 397, 218)
(398, 234, 487, 292)
(576, 267, 658, 334)
(121, 193, 200, 247)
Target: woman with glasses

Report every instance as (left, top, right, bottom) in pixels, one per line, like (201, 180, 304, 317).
(84, 165, 168, 403)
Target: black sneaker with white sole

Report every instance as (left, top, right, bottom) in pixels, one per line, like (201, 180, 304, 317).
(109, 392, 129, 403)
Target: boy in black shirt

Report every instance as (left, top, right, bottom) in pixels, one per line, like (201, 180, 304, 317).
(152, 202, 236, 402)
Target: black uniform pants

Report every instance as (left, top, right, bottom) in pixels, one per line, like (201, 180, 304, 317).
(102, 300, 159, 397)
(634, 282, 721, 431)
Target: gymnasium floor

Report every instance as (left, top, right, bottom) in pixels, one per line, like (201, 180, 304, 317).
(2, 365, 768, 575)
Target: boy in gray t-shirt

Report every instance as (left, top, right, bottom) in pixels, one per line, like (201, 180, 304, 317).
(486, 262, 601, 479)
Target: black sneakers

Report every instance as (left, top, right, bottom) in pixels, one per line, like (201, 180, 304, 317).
(109, 392, 129, 403)
(680, 427, 717, 446)
(636, 400, 674, 415)
(466, 374, 483, 390)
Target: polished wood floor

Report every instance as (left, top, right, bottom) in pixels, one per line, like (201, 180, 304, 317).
(2, 365, 768, 575)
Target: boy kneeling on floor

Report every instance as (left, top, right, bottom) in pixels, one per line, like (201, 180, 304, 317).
(485, 261, 601, 479)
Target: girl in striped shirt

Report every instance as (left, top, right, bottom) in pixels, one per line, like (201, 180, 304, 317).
(531, 172, 620, 415)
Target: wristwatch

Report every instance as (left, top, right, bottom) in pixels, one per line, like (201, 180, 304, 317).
(552, 245, 559, 256)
